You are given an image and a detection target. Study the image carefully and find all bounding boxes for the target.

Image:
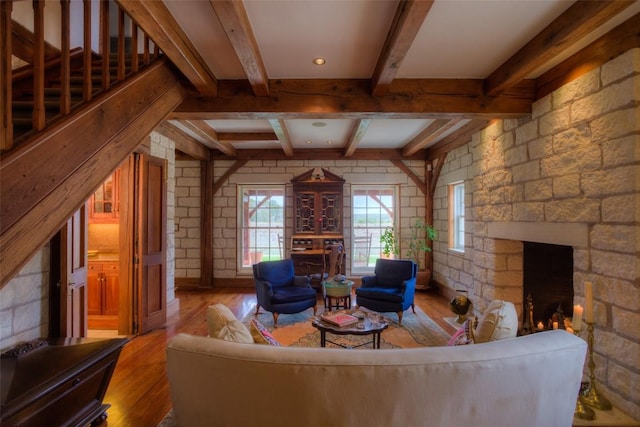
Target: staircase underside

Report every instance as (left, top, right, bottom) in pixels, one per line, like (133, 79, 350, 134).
(1, 59, 186, 287)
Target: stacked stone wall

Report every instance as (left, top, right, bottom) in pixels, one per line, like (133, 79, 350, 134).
(175, 160, 201, 279)
(205, 159, 424, 278)
(433, 48, 640, 418)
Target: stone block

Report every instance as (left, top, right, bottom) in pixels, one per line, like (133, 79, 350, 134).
(602, 194, 639, 223)
(552, 174, 581, 199)
(539, 104, 570, 136)
(513, 202, 544, 221)
(591, 107, 640, 143)
(612, 307, 640, 341)
(552, 67, 600, 106)
(573, 249, 589, 271)
(541, 146, 601, 178)
(528, 135, 553, 160)
(512, 160, 540, 183)
(573, 78, 639, 124)
(544, 198, 600, 222)
(531, 95, 551, 119)
(524, 179, 553, 201)
(504, 145, 529, 167)
(514, 120, 538, 145)
(590, 224, 639, 252)
(591, 250, 639, 282)
(603, 278, 640, 311)
(602, 135, 640, 167)
(601, 48, 640, 86)
(598, 330, 639, 374)
(608, 363, 640, 416)
(582, 165, 638, 197)
(552, 124, 591, 154)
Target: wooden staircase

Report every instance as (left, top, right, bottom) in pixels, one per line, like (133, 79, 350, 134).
(10, 56, 139, 149)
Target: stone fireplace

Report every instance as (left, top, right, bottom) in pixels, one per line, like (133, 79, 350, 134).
(523, 241, 574, 331)
(432, 49, 639, 419)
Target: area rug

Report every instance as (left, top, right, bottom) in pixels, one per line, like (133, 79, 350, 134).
(244, 306, 451, 349)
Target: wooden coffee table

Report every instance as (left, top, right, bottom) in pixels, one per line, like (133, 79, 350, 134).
(311, 309, 389, 349)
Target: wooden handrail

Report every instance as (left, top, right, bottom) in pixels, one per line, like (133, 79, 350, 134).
(1, 0, 163, 151)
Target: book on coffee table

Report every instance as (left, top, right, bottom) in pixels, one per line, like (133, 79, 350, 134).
(320, 312, 359, 327)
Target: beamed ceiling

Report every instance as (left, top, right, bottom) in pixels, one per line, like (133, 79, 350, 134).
(116, 0, 640, 160)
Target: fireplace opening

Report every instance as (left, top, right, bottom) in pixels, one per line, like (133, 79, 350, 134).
(522, 242, 574, 331)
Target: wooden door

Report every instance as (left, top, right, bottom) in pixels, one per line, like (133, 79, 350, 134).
(60, 205, 88, 337)
(135, 154, 167, 334)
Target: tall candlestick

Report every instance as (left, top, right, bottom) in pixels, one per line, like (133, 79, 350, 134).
(585, 282, 594, 322)
(573, 304, 583, 331)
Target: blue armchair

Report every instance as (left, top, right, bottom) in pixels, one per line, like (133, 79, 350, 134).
(355, 258, 417, 325)
(253, 259, 317, 326)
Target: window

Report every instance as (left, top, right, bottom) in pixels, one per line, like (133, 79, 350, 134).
(238, 186, 285, 271)
(449, 182, 465, 252)
(351, 185, 397, 273)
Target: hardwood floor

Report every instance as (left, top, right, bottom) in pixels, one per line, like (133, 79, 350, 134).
(97, 287, 456, 427)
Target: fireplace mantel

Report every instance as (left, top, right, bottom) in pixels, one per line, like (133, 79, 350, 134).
(487, 222, 588, 248)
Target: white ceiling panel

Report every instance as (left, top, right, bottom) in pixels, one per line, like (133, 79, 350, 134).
(244, 0, 399, 78)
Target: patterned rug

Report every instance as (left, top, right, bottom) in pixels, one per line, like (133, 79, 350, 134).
(244, 306, 451, 349)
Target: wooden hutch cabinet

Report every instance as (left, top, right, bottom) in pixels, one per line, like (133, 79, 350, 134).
(290, 168, 345, 282)
(292, 168, 345, 236)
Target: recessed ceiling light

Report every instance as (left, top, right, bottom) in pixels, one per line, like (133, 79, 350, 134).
(326, 140, 334, 145)
(305, 140, 312, 144)
(312, 121, 327, 127)
(312, 58, 326, 65)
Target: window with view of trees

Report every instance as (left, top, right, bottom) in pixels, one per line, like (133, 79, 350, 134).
(351, 185, 397, 273)
(238, 186, 285, 271)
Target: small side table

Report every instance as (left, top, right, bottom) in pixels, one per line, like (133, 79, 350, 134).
(322, 280, 354, 311)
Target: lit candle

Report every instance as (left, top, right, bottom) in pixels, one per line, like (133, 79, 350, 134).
(572, 304, 583, 331)
(537, 321, 544, 330)
(552, 321, 559, 330)
(584, 281, 594, 323)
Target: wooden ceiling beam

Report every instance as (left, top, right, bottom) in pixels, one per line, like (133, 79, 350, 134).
(170, 79, 534, 120)
(269, 119, 294, 157)
(344, 119, 371, 157)
(485, 0, 635, 97)
(425, 119, 490, 161)
(182, 120, 236, 157)
(371, 0, 434, 96)
(116, 0, 218, 96)
(535, 11, 640, 99)
(157, 122, 210, 160)
(209, 0, 269, 97)
(217, 132, 278, 142)
(212, 148, 424, 161)
(402, 119, 461, 157)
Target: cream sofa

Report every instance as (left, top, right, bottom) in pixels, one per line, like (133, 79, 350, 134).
(166, 329, 587, 427)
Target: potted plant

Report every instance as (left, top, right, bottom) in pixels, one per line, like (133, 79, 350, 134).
(380, 218, 437, 289)
(380, 227, 399, 258)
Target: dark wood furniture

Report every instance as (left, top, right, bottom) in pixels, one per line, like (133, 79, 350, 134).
(291, 168, 344, 235)
(311, 309, 389, 349)
(88, 261, 120, 316)
(0, 337, 128, 427)
(289, 236, 345, 288)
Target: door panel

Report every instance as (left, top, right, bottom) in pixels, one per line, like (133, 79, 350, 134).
(136, 154, 167, 334)
(61, 205, 88, 337)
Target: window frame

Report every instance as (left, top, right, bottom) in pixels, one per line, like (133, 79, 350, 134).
(448, 181, 465, 253)
(350, 185, 398, 274)
(237, 185, 286, 274)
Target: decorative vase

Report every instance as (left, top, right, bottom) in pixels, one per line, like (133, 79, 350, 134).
(450, 290, 472, 323)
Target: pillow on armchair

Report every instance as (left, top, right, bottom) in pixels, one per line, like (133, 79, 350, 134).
(473, 299, 518, 343)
